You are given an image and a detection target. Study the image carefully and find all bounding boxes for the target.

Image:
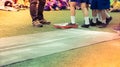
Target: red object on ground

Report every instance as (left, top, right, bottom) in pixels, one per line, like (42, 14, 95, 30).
(53, 23, 78, 29)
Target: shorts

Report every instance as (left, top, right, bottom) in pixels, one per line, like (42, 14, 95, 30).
(70, 0, 89, 4)
(80, 0, 89, 4)
(69, 0, 80, 2)
(90, 0, 110, 10)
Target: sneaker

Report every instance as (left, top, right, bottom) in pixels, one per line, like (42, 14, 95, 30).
(81, 24, 89, 28)
(32, 20, 43, 27)
(98, 23, 107, 28)
(106, 16, 112, 25)
(39, 19, 51, 25)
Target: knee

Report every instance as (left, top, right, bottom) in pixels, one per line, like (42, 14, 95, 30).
(81, 3, 87, 9)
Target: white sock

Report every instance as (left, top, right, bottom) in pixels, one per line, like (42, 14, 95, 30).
(84, 17, 89, 25)
(97, 13, 102, 22)
(105, 10, 110, 18)
(71, 16, 75, 24)
(92, 16, 97, 23)
(102, 20, 106, 24)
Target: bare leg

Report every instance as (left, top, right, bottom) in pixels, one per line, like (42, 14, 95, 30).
(81, 3, 90, 28)
(69, 2, 76, 24)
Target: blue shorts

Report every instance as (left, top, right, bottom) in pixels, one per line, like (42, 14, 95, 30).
(70, 0, 90, 4)
(89, 0, 92, 4)
(90, 0, 110, 10)
(69, 0, 80, 2)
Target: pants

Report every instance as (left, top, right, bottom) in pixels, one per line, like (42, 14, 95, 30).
(30, 0, 45, 21)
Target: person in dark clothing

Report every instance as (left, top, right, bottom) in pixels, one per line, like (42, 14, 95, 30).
(30, 0, 51, 27)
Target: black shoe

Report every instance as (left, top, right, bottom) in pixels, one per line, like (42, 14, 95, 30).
(39, 19, 51, 25)
(98, 23, 107, 28)
(90, 19, 96, 26)
(81, 24, 89, 28)
(96, 19, 103, 25)
(106, 16, 112, 25)
(32, 20, 43, 27)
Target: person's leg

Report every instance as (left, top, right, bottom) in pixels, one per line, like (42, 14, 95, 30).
(97, 11, 102, 22)
(99, 10, 107, 24)
(105, 10, 111, 18)
(90, 0, 101, 26)
(61, 0, 78, 28)
(105, 10, 112, 24)
(81, 3, 89, 18)
(29, 0, 38, 21)
(90, 9, 98, 26)
(38, 0, 45, 20)
(97, 0, 111, 28)
(104, 0, 110, 16)
(98, 10, 108, 28)
(29, 0, 43, 27)
(81, 1, 90, 28)
(38, 0, 51, 25)
(69, 1, 76, 24)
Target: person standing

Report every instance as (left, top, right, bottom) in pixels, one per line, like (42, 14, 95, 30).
(30, 0, 51, 27)
(90, 0, 112, 28)
(64, 0, 90, 28)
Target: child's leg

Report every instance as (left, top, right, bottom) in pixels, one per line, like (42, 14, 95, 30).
(81, 3, 89, 25)
(98, 10, 107, 24)
(80, 2, 90, 28)
(58, 1, 78, 29)
(97, 10, 109, 28)
(105, 10, 111, 18)
(105, 10, 112, 24)
(92, 9, 98, 23)
(69, 2, 76, 24)
(97, 11, 102, 22)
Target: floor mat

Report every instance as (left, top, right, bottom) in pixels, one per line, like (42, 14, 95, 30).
(0, 29, 120, 66)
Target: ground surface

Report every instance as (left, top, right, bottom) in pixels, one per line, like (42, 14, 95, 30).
(0, 9, 120, 67)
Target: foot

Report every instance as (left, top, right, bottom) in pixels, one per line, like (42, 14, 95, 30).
(106, 16, 112, 25)
(81, 24, 89, 28)
(39, 19, 51, 25)
(90, 19, 96, 26)
(96, 19, 103, 25)
(32, 20, 43, 27)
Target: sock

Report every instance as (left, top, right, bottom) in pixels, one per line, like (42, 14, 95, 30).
(92, 16, 97, 23)
(102, 20, 106, 24)
(105, 10, 111, 18)
(84, 17, 89, 25)
(97, 13, 102, 22)
(71, 16, 75, 24)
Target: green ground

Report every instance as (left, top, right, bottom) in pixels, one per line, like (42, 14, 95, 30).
(0, 9, 120, 38)
(0, 9, 120, 67)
